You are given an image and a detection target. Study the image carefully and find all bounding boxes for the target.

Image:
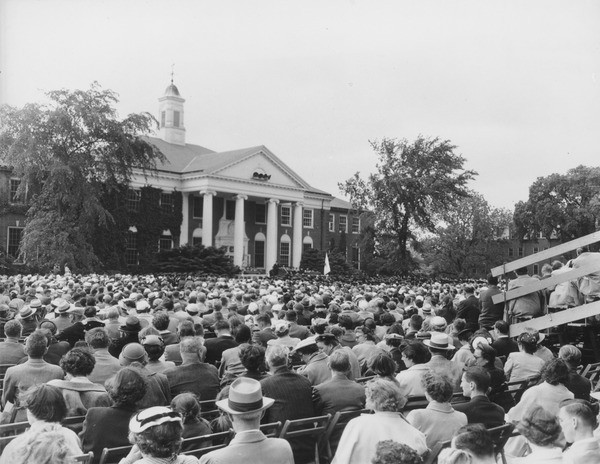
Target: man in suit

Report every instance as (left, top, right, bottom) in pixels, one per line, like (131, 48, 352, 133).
(164, 320, 196, 364)
(163, 336, 220, 402)
(252, 313, 277, 347)
(478, 274, 505, 330)
(293, 336, 330, 386)
(0, 319, 26, 364)
(204, 320, 237, 366)
(200, 377, 293, 464)
(490, 320, 519, 358)
(423, 332, 463, 391)
(454, 366, 505, 428)
(456, 286, 480, 332)
(86, 327, 121, 385)
(260, 344, 316, 464)
(313, 349, 366, 416)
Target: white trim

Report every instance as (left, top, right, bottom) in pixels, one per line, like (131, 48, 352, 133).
(281, 205, 291, 227)
(328, 213, 335, 232)
(302, 208, 314, 229)
(339, 215, 348, 233)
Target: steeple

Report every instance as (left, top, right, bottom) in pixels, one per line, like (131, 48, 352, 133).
(158, 71, 186, 146)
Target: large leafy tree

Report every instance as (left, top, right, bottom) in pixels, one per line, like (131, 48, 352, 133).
(339, 136, 476, 273)
(514, 165, 600, 243)
(422, 192, 511, 278)
(0, 83, 165, 272)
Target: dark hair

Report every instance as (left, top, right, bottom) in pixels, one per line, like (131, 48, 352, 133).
(369, 353, 397, 378)
(422, 370, 453, 403)
(380, 313, 395, 326)
(453, 424, 494, 458)
(152, 312, 170, 331)
(541, 358, 569, 385)
(4, 319, 22, 337)
(329, 349, 351, 373)
(477, 344, 496, 366)
(177, 320, 196, 338)
(85, 327, 111, 349)
(59, 347, 96, 376)
(171, 393, 201, 424)
(144, 342, 166, 361)
(487, 273, 499, 285)
(240, 344, 265, 372)
(338, 314, 354, 330)
(106, 367, 147, 407)
(20, 384, 67, 422)
(372, 440, 422, 464)
(214, 320, 230, 332)
(402, 341, 430, 364)
(255, 314, 271, 326)
(517, 333, 537, 354)
(517, 405, 561, 446)
(234, 324, 252, 344)
(463, 366, 491, 393)
(494, 320, 509, 335)
(409, 314, 423, 331)
(131, 420, 183, 458)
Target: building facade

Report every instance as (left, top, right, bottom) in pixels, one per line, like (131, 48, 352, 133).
(2, 83, 363, 271)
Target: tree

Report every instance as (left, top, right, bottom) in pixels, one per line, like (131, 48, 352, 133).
(339, 136, 476, 274)
(0, 83, 165, 272)
(421, 192, 511, 278)
(514, 166, 600, 244)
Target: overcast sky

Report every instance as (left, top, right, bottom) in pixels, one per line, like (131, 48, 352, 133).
(1, 0, 599, 211)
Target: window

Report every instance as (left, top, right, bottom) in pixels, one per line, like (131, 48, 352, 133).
(302, 235, 313, 252)
(533, 247, 539, 254)
(303, 209, 313, 228)
(508, 248, 514, 257)
(7, 227, 23, 259)
(173, 111, 180, 128)
(279, 241, 290, 266)
(126, 190, 140, 212)
(160, 193, 173, 213)
(281, 206, 291, 226)
(9, 179, 22, 203)
(255, 203, 266, 224)
(159, 234, 173, 252)
(518, 247, 524, 257)
(255, 240, 265, 268)
(328, 214, 335, 232)
(160, 111, 166, 127)
(193, 196, 203, 219)
(125, 231, 139, 266)
(533, 264, 539, 275)
(225, 200, 235, 220)
(352, 217, 360, 234)
(339, 215, 348, 233)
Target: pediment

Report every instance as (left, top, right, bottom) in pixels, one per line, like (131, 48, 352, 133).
(211, 150, 308, 189)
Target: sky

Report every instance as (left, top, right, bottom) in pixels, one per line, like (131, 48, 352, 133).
(1, 0, 599, 211)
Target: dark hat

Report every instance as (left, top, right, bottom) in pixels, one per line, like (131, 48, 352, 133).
(315, 333, 338, 343)
(120, 316, 142, 333)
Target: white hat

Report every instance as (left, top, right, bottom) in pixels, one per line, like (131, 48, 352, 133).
(216, 378, 274, 415)
(129, 406, 182, 433)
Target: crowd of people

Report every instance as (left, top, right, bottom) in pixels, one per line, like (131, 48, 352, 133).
(0, 257, 600, 463)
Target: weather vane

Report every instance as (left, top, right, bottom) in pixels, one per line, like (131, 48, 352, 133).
(171, 63, 175, 84)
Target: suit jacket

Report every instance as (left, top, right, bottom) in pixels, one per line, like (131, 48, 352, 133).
(89, 349, 121, 385)
(406, 401, 468, 450)
(478, 286, 505, 329)
(456, 295, 480, 331)
(313, 374, 366, 416)
(2, 358, 64, 406)
(0, 339, 26, 364)
(453, 395, 505, 428)
(296, 352, 331, 386)
(163, 362, 220, 402)
(261, 367, 316, 464)
(204, 335, 238, 366)
(81, 405, 137, 464)
(252, 327, 277, 347)
(199, 430, 294, 464)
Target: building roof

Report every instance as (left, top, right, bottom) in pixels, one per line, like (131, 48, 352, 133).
(330, 197, 354, 210)
(143, 136, 215, 172)
(164, 84, 181, 97)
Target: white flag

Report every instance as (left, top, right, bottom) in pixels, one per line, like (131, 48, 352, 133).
(324, 252, 331, 275)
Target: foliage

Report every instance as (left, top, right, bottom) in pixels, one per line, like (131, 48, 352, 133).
(339, 136, 476, 274)
(421, 192, 511, 278)
(149, 244, 240, 275)
(300, 247, 358, 277)
(0, 83, 165, 272)
(514, 165, 600, 244)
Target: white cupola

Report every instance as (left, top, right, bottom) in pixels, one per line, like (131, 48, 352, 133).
(158, 81, 186, 146)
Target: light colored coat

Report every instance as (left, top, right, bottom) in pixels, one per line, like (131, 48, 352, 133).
(199, 430, 293, 464)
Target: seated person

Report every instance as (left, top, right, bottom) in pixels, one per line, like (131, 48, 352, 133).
(559, 400, 600, 464)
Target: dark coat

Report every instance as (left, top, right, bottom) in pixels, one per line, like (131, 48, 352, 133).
(204, 335, 238, 366)
(81, 405, 138, 464)
(163, 362, 220, 402)
(491, 337, 519, 358)
(456, 295, 480, 332)
(453, 395, 505, 429)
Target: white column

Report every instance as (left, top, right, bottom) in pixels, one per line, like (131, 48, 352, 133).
(233, 194, 247, 267)
(266, 198, 279, 271)
(201, 190, 215, 247)
(179, 192, 190, 246)
(292, 202, 303, 268)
